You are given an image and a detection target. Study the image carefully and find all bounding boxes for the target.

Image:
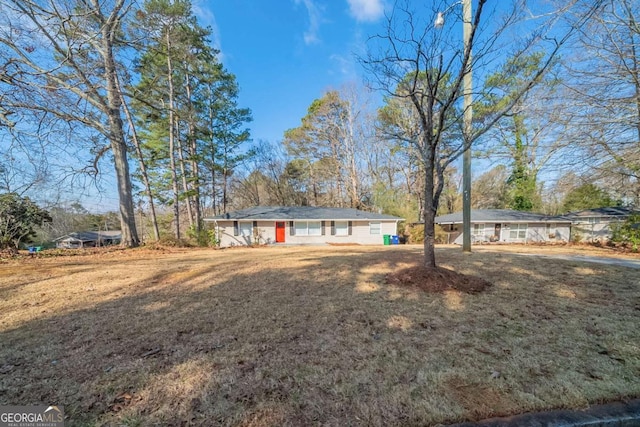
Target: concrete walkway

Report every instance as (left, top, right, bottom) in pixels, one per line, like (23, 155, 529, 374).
(448, 398, 640, 426)
(511, 253, 640, 269)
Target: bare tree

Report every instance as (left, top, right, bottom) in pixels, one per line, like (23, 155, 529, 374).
(363, 0, 599, 268)
(0, 0, 139, 246)
(283, 84, 378, 209)
(471, 165, 509, 209)
(563, 0, 640, 207)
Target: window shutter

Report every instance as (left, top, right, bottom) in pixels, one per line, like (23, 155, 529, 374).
(290, 221, 295, 236)
(348, 221, 352, 235)
(233, 221, 239, 236)
(331, 221, 336, 235)
(321, 221, 326, 235)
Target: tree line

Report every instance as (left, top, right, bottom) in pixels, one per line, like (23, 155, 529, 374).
(1, 1, 638, 267)
(0, 0, 250, 248)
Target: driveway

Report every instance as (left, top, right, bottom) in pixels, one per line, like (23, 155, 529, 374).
(508, 253, 640, 269)
(466, 245, 640, 269)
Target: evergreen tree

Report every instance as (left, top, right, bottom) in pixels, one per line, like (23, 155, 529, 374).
(562, 183, 618, 212)
(131, 0, 251, 239)
(0, 193, 51, 252)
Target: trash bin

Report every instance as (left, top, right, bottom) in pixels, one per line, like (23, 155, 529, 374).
(383, 234, 391, 245)
(391, 235, 399, 245)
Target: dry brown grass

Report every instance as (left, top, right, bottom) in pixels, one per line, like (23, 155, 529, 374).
(1, 245, 639, 426)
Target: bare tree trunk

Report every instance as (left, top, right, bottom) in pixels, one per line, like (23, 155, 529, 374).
(100, 1, 139, 247)
(207, 91, 219, 215)
(342, 86, 365, 209)
(184, 72, 201, 231)
(308, 161, 319, 206)
(166, 34, 181, 240)
(631, 15, 640, 144)
(189, 121, 202, 231)
(211, 167, 217, 214)
(422, 150, 436, 269)
(117, 77, 160, 241)
(222, 141, 229, 213)
(177, 126, 195, 228)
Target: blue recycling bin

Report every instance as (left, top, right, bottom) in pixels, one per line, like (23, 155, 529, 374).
(391, 235, 399, 245)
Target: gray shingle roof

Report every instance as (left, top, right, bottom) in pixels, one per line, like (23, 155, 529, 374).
(54, 230, 122, 242)
(435, 209, 571, 224)
(562, 207, 637, 219)
(206, 206, 402, 221)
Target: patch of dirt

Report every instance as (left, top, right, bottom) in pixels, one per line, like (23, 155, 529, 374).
(385, 265, 492, 294)
(443, 375, 517, 419)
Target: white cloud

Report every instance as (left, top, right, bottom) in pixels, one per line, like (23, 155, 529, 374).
(294, 0, 322, 45)
(192, 1, 224, 60)
(329, 54, 356, 78)
(346, 0, 384, 22)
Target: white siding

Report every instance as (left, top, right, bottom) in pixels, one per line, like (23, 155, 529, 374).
(214, 220, 398, 247)
(453, 222, 572, 244)
(527, 224, 547, 242)
(572, 219, 616, 242)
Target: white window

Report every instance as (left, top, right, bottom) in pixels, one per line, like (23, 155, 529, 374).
(335, 221, 349, 236)
(509, 224, 527, 240)
(239, 222, 252, 237)
(308, 221, 322, 235)
(370, 222, 381, 235)
(588, 217, 601, 224)
(295, 221, 322, 236)
(473, 223, 485, 237)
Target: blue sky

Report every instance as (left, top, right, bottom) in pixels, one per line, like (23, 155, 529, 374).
(194, 0, 387, 142)
(38, 0, 564, 212)
(27, 0, 391, 212)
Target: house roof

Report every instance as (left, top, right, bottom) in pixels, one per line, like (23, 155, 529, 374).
(54, 230, 122, 242)
(435, 209, 571, 224)
(205, 206, 403, 221)
(562, 207, 637, 219)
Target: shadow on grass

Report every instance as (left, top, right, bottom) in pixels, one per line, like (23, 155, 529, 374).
(1, 246, 638, 426)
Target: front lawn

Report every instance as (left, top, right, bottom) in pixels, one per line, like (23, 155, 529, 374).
(1, 246, 638, 426)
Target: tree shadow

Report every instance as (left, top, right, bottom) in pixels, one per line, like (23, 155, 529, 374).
(0, 246, 638, 426)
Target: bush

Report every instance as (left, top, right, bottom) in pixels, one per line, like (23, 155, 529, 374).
(404, 224, 448, 244)
(571, 231, 583, 244)
(434, 225, 448, 244)
(611, 214, 640, 252)
(407, 224, 424, 244)
(157, 236, 194, 248)
(186, 224, 218, 247)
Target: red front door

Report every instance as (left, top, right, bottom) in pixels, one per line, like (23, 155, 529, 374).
(275, 222, 285, 243)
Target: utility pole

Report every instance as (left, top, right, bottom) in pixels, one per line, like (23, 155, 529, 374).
(462, 0, 472, 253)
(435, 0, 473, 252)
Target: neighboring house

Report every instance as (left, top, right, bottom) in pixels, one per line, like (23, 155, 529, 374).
(562, 207, 638, 242)
(54, 231, 122, 249)
(435, 209, 572, 244)
(204, 206, 403, 247)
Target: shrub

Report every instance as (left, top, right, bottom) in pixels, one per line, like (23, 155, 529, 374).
(157, 236, 193, 247)
(611, 214, 640, 252)
(407, 224, 424, 244)
(571, 231, 583, 244)
(405, 224, 448, 244)
(186, 224, 218, 247)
